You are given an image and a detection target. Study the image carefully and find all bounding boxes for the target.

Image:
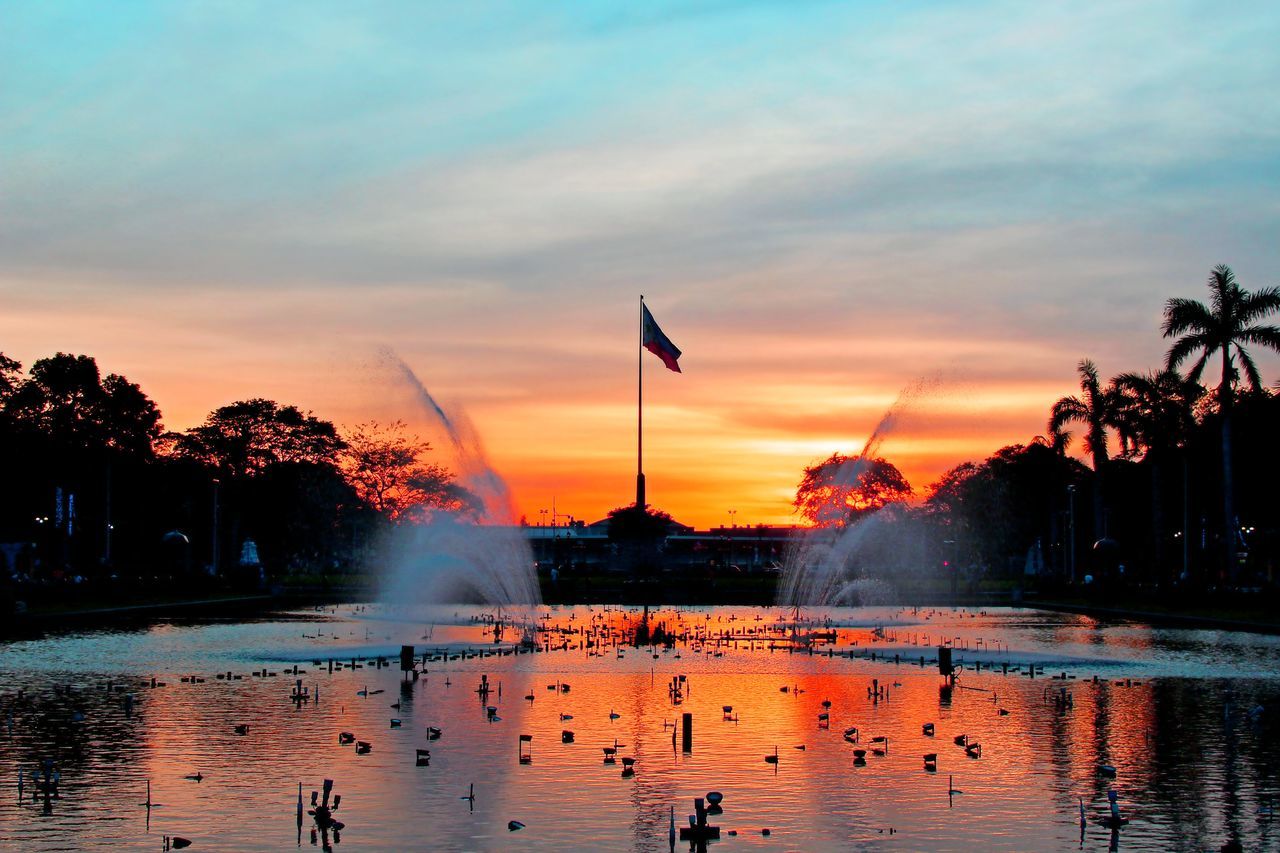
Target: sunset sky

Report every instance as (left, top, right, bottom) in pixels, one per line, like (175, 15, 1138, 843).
(3, 2, 1278, 528)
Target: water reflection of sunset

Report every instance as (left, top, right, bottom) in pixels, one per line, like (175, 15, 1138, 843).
(2, 604, 1279, 851)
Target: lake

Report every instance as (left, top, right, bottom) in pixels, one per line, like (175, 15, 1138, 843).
(2, 604, 1278, 851)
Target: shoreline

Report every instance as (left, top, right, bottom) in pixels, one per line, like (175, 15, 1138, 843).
(1027, 599, 1280, 635)
(9, 590, 355, 628)
(18, 594, 275, 621)
(12, 588, 1280, 637)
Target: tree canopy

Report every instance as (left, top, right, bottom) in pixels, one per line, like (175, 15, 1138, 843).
(1048, 358, 1117, 469)
(3, 352, 163, 458)
(341, 420, 477, 521)
(1162, 264, 1280, 576)
(606, 504, 677, 541)
(794, 453, 912, 527)
(1163, 264, 1280, 405)
(0, 353, 21, 401)
(1111, 369, 1201, 460)
(168, 398, 345, 477)
(924, 441, 1088, 571)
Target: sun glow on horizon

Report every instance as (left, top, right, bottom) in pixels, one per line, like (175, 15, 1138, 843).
(2, 2, 1278, 530)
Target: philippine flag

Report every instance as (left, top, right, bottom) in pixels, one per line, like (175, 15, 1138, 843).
(641, 303, 682, 373)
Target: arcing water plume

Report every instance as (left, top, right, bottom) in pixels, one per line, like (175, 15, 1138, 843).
(379, 348, 520, 523)
(778, 377, 938, 608)
(371, 349, 541, 612)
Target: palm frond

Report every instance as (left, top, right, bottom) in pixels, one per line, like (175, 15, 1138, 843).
(1049, 396, 1087, 429)
(1081, 425, 1109, 461)
(1186, 349, 1211, 384)
(1209, 265, 1236, 317)
(1048, 397, 1088, 451)
(1077, 359, 1100, 385)
(1238, 285, 1280, 325)
(1165, 331, 1214, 372)
(1110, 371, 1148, 393)
(1240, 324, 1280, 352)
(1051, 430, 1070, 454)
(1162, 297, 1214, 338)
(1237, 346, 1263, 392)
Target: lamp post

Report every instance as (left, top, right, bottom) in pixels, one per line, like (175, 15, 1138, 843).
(727, 510, 737, 568)
(552, 508, 576, 569)
(1182, 449, 1190, 581)
(211, 478, 220, 576)
(1066, 485, 1077, 584)
(943, 539, 956, 595)
(103, 461, 112, 567)
(538, 509, 549, 565)
(32, 515, 48, 576)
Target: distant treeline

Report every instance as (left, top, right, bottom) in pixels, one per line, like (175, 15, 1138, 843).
(0, 352, 468, 595)
(3, 265, 1275, 601)
(793, 265, 1280, 587)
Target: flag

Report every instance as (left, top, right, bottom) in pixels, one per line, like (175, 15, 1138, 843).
(641, 303, 682, 373)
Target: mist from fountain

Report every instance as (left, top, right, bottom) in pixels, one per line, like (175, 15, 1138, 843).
(778, 378, 936, 609)
(371, 350, 541, 615)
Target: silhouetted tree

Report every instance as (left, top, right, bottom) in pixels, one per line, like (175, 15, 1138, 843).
(794, 454, 912, 527)
(921, 461, 982, 524)
(1111, 369, 1204, 576)
(98, 375, 165, 458)
(1049, 359, 1119, 538)
(242, 461, 365, 574)
(0, 353, 20, 401)
(0, 353, 164, 573)
(341, 420, 476, 521)
(1163, 264, 1280, 577)
(606, 504, 677, 540)
(606, 504, 678, 575)
(6, 353, 104, 449)
(1223, 390, 1280, 582)
(1112, 369, 1202, 459)
(925, 442, 1090, 577)
(169, 398, 344, 477)
(162, 400, 351, 577)
(5, 353, 162, 457)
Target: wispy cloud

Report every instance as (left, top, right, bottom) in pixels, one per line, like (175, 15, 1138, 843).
(1, 0, 1278, 524)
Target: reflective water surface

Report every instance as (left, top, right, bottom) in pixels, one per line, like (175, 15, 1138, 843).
(2, 605, 1279, 851)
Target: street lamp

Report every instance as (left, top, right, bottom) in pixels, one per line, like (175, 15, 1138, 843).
(727, 510, 737, 568)
(538, 509, 549, 565)
(943, 539, 957, 595)
(211, 478, 220, 575)
(1181, 447, 1190, 581)
(1066, 485, 1077, 584)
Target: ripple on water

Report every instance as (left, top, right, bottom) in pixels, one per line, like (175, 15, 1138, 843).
(1, 604, 1278, 851)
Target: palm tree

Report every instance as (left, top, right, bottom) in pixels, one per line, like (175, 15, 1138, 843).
(1163, 264, 1280, 579)
(1111, 369, 1203, 579)
(1049, 358, 1119, 542)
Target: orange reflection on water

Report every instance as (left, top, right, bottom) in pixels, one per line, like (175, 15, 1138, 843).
(2, 604, 1279, 851)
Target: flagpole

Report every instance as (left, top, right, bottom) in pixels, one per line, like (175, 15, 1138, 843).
(637, 295, 646, 508)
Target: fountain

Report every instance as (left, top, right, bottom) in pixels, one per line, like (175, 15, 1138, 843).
(778, 379, 935, 609)
(373, 351, 541, 615)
